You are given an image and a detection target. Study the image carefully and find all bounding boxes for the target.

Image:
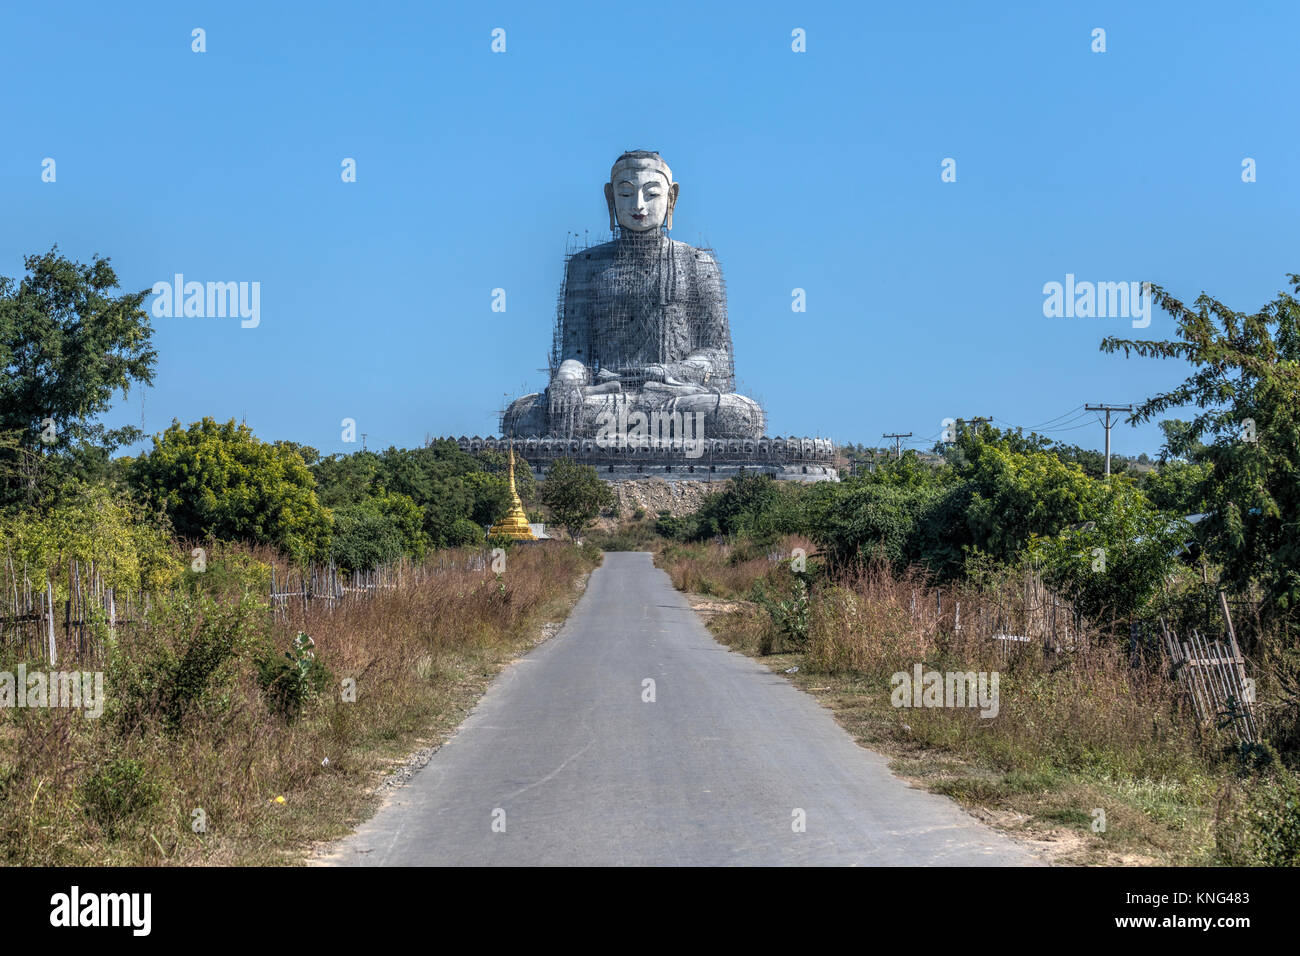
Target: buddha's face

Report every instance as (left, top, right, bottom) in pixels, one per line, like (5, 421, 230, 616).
(612, 167, 672, 231)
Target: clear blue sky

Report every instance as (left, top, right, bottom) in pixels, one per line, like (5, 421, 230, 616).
(4, 0, 1296, 458)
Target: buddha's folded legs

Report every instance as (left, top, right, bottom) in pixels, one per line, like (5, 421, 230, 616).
(660, 391, 765, 440)
(501, 388, 764, 441)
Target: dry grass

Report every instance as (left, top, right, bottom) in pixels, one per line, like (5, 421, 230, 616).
(0, 541, 598, 865)
(656, 536, 815, 599)
(802, 563, 1208, 782)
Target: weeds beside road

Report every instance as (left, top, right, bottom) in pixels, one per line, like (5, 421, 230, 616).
(0, 541, 599, 865)
(656, 537, 1296, 866)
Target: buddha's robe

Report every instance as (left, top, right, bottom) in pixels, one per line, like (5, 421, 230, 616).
(504, 233, 765, 440)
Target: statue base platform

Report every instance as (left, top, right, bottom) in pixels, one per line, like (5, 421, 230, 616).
(448, 436, 839, 483)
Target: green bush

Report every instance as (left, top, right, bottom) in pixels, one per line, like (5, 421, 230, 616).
(1218, 766, 1300, 865)
(331, 501, 409, 572)
(752, 575, 811, 654)
(447, 517, 485, 547)
(112, 591, 271, 733)
(82, 757, 162, 834)
(257, 632, 332, 722)
(691, 474, 806, 544)
(654, 512, 691, 540)
(812, 482, 942, 570)
(182, 547, 271, 598)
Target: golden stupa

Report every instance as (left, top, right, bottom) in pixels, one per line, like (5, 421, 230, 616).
(488, 443, 537, 540)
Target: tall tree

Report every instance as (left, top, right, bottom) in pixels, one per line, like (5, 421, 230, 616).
(130, 418, 331, 562)
(0, 247, 155, 505)
(0, 246, 155, 450)
(539, 458, 614, 541)
(1101, 274, 1300, 633)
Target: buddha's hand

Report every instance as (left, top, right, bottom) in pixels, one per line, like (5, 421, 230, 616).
(548, 379, 586, 419)
(642, 360, 715, 387)
(644, 380, 707, 396)
(625, 364, 682, 384)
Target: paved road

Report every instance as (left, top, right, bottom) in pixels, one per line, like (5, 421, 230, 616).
(326, 552, 1036, 866)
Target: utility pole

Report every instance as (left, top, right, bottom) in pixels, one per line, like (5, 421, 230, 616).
(882, 432, 912, 460)
(946, 417, 993, 444)
(1085, 403, 1133, 476)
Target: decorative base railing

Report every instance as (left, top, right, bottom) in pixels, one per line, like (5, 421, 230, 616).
(444, 436, 839, 483)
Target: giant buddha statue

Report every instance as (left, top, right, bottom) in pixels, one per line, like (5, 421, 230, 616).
(502, 151, 765, 441)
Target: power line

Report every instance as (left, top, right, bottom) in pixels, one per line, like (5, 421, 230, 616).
(1029, 414, 1100, 435)
(1037, 419, 1103, 435)
(993, 413, 1086, 431)
(1019, 404, 1087, 431)
(994, 406, 1092, 434)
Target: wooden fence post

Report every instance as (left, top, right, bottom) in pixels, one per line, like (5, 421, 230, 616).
(45, 578, 57, 665)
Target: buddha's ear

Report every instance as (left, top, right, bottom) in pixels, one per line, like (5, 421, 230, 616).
(665, 182, 680, 230)
(604, 183, 617, 231)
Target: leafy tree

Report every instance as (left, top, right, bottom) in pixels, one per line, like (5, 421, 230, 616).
(908, 481, 978, 578)
(365, 442, 498, 547)
(417, 478, 477, 547)
(473, 448, 537, 502)
(1155, 418, 1207, 464)
(463, 471, 514, 528)
(129, 418, 331, 561)
(1102, 274, 1300, 629)
(0, 430, 44, 509)
(274, 441, 320, 467)
(1029, 482, 1190, 627)
(539, 458, 614, 540)
(1140, 459, 1211, 516)
(330, 492, 425, 571)
(862, 448, 946, 488)
(0, 247, 156, 504)
(311, 450, 384, 509)
(961, 444, 1100, 565)
(1050, 443, 1124, 479)
(311, 441, 541, 548)
(0, 484, 181, 594)
(691, 473, 805, 543)
(446, 517, 485, 547)
(811, 481, 943, 569)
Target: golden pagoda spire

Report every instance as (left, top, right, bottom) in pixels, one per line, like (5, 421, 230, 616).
(488, 439, 537, 540)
